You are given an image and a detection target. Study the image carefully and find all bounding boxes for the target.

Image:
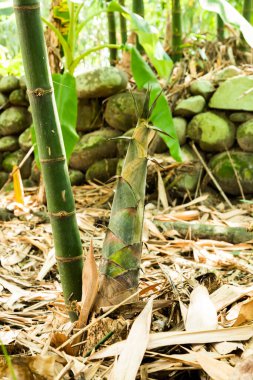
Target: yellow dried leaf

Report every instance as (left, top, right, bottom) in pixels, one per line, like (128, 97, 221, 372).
(194, 350, 234, 380)
(12, 165, 24, 205)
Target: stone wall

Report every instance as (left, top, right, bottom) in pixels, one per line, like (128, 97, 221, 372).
(0, 65, 253, 197)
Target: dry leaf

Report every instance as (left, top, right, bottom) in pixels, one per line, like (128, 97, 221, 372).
(233, 299, 253, 327)
(194, 350, 234, 380)
(91, 325, 253, 359)
(157, 170, 169, 210)
(231, 355, 253, 380)
(51, 332, 75, 355)
(185, 285, 218, 331)
(76, 240, 98, 328)
(12, 165, 24, 205)
(110, 297, 153, 380)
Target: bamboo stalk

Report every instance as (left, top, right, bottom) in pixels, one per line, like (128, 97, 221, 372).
(217, 14, 224, 41)
(171, 0, 182, 61)
(107, 0, 117, 66)
(132, 0, 145, 53)
(119, 0, 127, 44)
(243, 0, 253, 23)
(13, 0, 83, 321)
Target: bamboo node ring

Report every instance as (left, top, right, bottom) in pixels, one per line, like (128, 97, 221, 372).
(55, 255, 83, 263)
(13, 4, 40, 10)
(48, 210, 76, 218)
(27, 88, 53, 97)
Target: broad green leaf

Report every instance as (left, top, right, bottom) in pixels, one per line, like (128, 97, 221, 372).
(32, 73, 79, 168)
(199, 0, 253, 47)
(131, 47, 181, 161)
(108, 1, 173, 79)
(52, 72, 79, 162)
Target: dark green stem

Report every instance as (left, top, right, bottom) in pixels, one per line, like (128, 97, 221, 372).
(119, 0, 127, 44)
(107, 0, 117, 66)
(217, 14, 224, 41)
(13, 0, 83, 322)
(171, 0, 182, 62)
(132, 0, 144, 53)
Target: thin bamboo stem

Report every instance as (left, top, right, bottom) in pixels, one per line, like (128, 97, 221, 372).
(14, 0, 83, 321)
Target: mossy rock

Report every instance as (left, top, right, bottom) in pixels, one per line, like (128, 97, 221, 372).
(209, 151, 253, 195)
(2, 149, 32, 178)
(237, 120, 253, 152)
(0, 172, 9, 189)
(19, 76, 27, 90)
(212, 66, 242, 82)
(165, 145, 202, 195)
(76, 98, 102, 132)
(76, 67, 128, 99)
(69, 128, 121, 171)
(173, 117, 187, 145)
(0, 92, 8, 109)
(0, 107, 31, 136)
(86, 158, 118, 183)
(0, 76, 19, 93)
(69, 169, 85, 186)
(9, 89, 29, 106)
(104, 92, 145, 131)
(174, 95, 206, 117)
(19, 127, 32, 152)
(187, 111, 235, 152)
(0, 136, 19, 153)
(230, 112, 253, 123)
(209, 76, 253, 111)
(190, 79, 215, 99)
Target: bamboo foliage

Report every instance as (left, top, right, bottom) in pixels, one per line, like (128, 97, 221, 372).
(13, 0, 83, 321)
(96, 95, 154, 306)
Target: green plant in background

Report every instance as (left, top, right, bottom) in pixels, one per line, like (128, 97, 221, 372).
(108, 1, 181, 161)
(14, 0, 83, 322)
(42, 0, 121, 74)
(199, 0, 253, 48)
(171, 0, 182, 61)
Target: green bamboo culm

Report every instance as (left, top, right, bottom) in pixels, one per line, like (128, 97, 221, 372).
(132, 0, 144, 53)
(13, 0, 83, 322)
(217, 14, 224, 41)
(243, 0, 253, 23)
(107, 0, 117, 66)
(119, 0, 127, 44)
(96, 95, 153, 306)
(171, 0, 182, 62)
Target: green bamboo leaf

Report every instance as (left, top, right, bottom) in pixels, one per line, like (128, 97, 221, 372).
(199, 0, 253, 47)
(130, 47, 182, 161)
(52, 73, 79, 162)
(108, 1, 173, 79)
